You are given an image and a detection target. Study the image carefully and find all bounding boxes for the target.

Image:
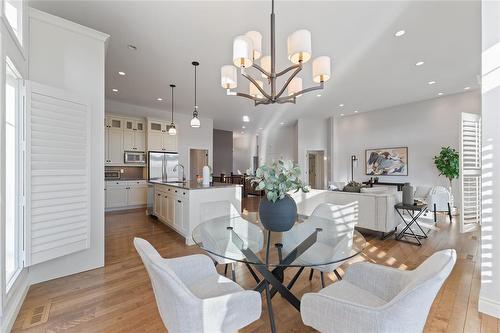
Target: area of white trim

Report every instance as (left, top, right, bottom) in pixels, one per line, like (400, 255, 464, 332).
(479, 296, 500, 319)
(29, 8, 109, 43)
(0, 272, 30, 333)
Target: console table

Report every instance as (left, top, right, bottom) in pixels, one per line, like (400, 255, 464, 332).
(362, 181, 406, 191)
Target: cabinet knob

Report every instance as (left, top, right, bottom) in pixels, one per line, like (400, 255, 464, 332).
(175, 190, 178, 193)
(157, 194, 161, 196)
(164, 196, 167, 198)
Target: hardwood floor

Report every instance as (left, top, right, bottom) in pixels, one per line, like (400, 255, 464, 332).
(12, 197, 499, 333)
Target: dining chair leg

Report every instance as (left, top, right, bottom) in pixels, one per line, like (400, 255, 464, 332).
(224, 264, 228, 276)
(309, 268, 314, 281)
(434, 203, 437, 223)
(231, 263, 236, 282)
(320, 272, 325, 288)
(447, 202, 453, 223)
(333, 269, 342, 281)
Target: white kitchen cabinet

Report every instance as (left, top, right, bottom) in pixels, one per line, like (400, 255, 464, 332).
(105, 115, 147, 165)
(124, 119, 146, 152)
(175, 198, 185, 232)
(105, 180, 148, 211)
(105, 183, 128, 208)
(106, 128, 124, 164)
(147, 119, 178, 152)
(127, 181, 148, 205)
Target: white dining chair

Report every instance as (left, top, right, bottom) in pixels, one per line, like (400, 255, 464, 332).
(283, 202, 358, 288)
(134, 238, 262, 333)
(199, 201, 264, 282)
(301, 249, 456, 333)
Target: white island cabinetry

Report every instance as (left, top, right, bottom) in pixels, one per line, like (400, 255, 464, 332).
(152, 182, 242, 245)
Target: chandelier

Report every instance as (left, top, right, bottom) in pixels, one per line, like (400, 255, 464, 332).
(220, 0, 331, 105)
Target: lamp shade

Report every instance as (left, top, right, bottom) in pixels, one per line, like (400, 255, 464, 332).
(249, 80, 264, 98)
(260, 55, 271, 78)
(245, 31, 262, 60)
(221, 65, 237, 89)
(312, 56, 331, 83)
(190, 116, 201, 128)
(168, 124, 177, 136)
(233, 35, 253, 68)
(287, 29, 312, 64)
(287, 77, 303, 96)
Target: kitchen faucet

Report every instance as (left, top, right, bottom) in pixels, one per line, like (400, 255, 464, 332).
(173, 164, 186, 182)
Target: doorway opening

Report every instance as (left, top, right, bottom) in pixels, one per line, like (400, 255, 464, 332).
(307, 150, 326, 189)
(190, 149, 208, 181)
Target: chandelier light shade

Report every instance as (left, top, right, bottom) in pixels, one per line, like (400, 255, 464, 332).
(260, 56, 271, 78)
(220, 0, 331, 105)
(168, 84, 177, 136)
(245, 30, 262, 60)
(233, 35, 254, 68)
(221, 65, 237, 89)
(287, 29, 312, 64)
(249, 80, 264, 98)
(287, 77, 302, 96)
(312, 56, 331, 83)
(191, 61, 201, 128)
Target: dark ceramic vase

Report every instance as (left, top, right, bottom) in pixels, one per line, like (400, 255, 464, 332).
(259, 195, 297, 232)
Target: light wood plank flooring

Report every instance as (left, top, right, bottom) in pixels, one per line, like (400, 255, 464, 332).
(12, 197, 499, 332)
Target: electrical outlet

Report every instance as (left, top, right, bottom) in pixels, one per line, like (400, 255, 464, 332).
(120, 169, 124, 173)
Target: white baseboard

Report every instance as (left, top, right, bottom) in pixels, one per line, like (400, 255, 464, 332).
(479, 296, 500, 319)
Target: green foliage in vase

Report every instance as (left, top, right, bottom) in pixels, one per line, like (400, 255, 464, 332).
(433, 146, 459, 186)
(247, 160, 309, 203)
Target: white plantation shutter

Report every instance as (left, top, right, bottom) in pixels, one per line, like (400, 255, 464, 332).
(26, 82, 90, 266)
(460, 112, 481, 233)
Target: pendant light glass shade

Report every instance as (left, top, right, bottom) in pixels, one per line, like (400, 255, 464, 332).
(190, 115, 201, 128)
(168, 124, 177, 135)
(287, 29, 312, 64)
(287, 77, 303, 96)
(221, 65, 237, 89)
(260, 56, 271, 78)
(312, 56, 331, 83)
(233, 35, 254, 68)
(245, 31, 262, 60)
(249, 80, 264, 98)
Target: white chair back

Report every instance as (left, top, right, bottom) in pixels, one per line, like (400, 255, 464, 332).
(428, 186, 451, 211)
(134, 238, 200, 332)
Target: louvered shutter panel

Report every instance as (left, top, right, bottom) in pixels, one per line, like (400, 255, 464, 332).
(460, 112, 481, 233)
(26, 82, 90, 266)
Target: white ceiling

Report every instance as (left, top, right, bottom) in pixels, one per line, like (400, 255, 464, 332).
(29, 0, 481, 133)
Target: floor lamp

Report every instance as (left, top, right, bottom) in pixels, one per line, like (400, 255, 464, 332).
(351, 155, 358, 182)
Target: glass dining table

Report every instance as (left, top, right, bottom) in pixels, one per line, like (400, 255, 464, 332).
(192, 215, 367, 333)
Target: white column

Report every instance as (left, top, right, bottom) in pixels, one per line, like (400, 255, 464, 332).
(479, 0, 500, 319)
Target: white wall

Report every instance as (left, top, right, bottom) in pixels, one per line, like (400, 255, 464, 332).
(297, 117, 329, 184)
(260, 124, 297, 164)
(479, 0, 500, 319)
(233, 133, 255, 174)
(106, 99, 214, 180)
(333, 91, 480, 207)
(27, 9, 109, 284)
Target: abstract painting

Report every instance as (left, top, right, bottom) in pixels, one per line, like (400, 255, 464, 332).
(365, 147, 408, 176)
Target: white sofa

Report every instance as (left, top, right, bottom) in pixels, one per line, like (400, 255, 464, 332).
(291, 188, 402, 237)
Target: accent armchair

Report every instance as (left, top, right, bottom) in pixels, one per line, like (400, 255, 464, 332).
(134, 238, 262, 333)
(301, 249, 456, 333)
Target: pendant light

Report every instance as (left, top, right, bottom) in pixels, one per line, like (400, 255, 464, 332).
(190, 61, 201, 128)
(168, 84, 177, 135)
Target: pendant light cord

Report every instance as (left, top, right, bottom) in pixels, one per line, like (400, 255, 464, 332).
(271, 0, 274, 14)
(194, 65, 197, 109)
(171, 85, 174, 123)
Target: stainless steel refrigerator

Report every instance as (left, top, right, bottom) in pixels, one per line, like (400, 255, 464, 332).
(147, 151, 179, 215)
(148, 151, 179, 182)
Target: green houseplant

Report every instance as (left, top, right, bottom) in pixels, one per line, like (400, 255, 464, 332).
(433, 146, 459, 209)
(248, 160, 309, 232)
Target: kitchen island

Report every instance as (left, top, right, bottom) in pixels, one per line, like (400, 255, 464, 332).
(150, 181, 242, 245)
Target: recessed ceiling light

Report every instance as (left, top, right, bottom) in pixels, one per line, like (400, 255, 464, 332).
(339, 104, 344, 107)
(354, 110, 358, 113)
(243, 115, 250, 122)
(464, 86, 471, 90)
(118, 71, 126, 76)
(428, 81, 436, 85)
(340, 113, 345, 117)
(241, 131, 245, 134)
(112, 89, 118, 92)
(316, 94, 321, 97)
(127, 44, 137, 51)
(394, 30, 406, 37)
(415, 61, 424, 66)
(280, 122, 284, 125)
(157, 97, 163, 101)
(438, 92, 444, 96)
(259, 127, 263, 130)
(242, 126, 246, 129)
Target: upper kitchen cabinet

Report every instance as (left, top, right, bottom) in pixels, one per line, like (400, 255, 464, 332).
(123, 118, 146, 152)
(105, 114, 146, 165)
(147, 119, 178, 152)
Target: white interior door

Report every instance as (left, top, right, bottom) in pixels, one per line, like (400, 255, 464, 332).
(460, 112, 482, 233)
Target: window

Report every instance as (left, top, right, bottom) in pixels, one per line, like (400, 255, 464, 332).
(4, 0, 23, 45)
(5, 58, 24, 290)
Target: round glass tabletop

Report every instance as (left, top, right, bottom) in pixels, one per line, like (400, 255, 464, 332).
(192, 215, 367, 267)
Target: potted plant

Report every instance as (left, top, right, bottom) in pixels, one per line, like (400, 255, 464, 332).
(248, 160, 309, 232)
(433, 146, 459, 210)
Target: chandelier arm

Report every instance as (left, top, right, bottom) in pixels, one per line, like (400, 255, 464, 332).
(255, 99, 273, 106)
(277, 98, 296, 104)
(276, 82, 325, 102)
(252, 63, 272, 78)
(275, 63, 301, 78)
(241, 71, 273, 100)
(274, 66, 302, 99)
(232, 91, 267, 103)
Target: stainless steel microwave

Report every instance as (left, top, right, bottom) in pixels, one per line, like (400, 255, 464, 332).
(124, 151, 146, 165)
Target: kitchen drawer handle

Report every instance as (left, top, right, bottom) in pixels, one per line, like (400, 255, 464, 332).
(164, 196, 168, 198)
(177, 200, 181, 203)
(157, 194, 161, 196)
